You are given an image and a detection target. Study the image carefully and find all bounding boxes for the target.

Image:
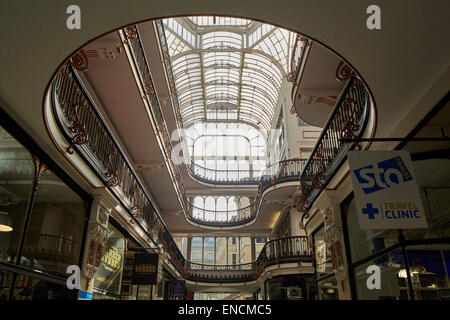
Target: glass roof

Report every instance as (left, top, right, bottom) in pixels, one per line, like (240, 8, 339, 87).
(162, 17, 296, 134)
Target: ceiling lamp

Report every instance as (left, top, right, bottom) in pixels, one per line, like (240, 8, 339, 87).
(0, 211, 13, 232)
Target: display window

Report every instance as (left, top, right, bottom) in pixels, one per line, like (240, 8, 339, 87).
(0, 123, 90, 300)
(93, 223, 125, 299)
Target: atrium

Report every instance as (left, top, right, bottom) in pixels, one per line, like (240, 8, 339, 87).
(0, 1, 449, 302)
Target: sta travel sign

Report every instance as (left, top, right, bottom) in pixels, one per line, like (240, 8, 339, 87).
(348, 151, 427, 230)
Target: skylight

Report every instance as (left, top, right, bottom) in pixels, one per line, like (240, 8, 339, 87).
(161, 16, 296, 134)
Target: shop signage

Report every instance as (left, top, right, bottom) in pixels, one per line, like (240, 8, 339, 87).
(93, 232, 125, 296)
(78, 290, 93, 300)
(348, 151, 427, 230)
(170, 280, 186, 297)
(132, 253, 159, 285)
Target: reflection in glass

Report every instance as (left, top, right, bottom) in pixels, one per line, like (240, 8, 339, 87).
(318, 276, 338, 300)
(93, 224, 125, 297)
(12, 274, 75, 300)
(354, 250, 409, 300)
(0, 125, 35, 264)
(20, 169, 86, 277)
(405, 244, 450, 300)
(345, 199, 399, 263)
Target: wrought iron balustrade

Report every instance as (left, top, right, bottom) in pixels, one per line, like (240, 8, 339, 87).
(183, 236, 312, 283)
(3, 233, 80, 263)
(297, 76, 370, 222)
(184, 158, 306, 226)
(189, 161, 264, 184)
(51, 63, 183, 273)
(288, 34, 310, 83)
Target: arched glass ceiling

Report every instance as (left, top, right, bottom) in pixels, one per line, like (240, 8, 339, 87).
(162, 17, 296, 134)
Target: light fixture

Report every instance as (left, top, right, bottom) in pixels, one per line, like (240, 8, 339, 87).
(0, 211, 13, 232)
(398, 269, 408, 278)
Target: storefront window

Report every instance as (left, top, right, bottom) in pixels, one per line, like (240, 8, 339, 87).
(402, 159, 450, 240)
(11, 274, 75, 300)
(345, 198, 400, 263)
(19, 169, 86, 276)
(317, 276, 338, 300)
(405, 244, 450, 300)
(93, 224, 125, 299)
(0, 126, 35, 264)
(353, 250, 410, 300)
(0, 270, 13, 300)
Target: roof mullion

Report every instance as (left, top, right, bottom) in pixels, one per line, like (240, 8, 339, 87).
(236, 33, 245, 120)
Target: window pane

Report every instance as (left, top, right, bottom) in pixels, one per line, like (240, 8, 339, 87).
(12, 274, 76, 300)
(203, 237, 214, 265)
(93, 224, 125, 296)
(318, 276, 339, 300)
(406, 244, 450, 300)
(345, 198, 399, 263)
(239, 237, 251, 264)
(0, 269, 13, 300)
(402, 159, 450, 240)
(191, 237, 202, 265)
(0, 125, 35, 264)
(20, 169, 87, 277)
(216, 237, 227, 265)
(353, 250, 410, 300)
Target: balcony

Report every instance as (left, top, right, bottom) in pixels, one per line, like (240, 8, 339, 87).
(183, 236, 312, 283)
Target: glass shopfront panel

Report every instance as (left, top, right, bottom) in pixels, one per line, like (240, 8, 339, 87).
(19, 169, 86, 277)
(0, 123, 90, 300)
(317, 276, 339, 300)
(402, 159, 450, 240)
(405, 244, 450, 300)
(93, 224, 125, 299)
(0, 126, 35, 264)
(353, 250, 410, 300)
(11, 274, 76, 300)
(0, 269, 13, 300)
(345, 199, 400, 263)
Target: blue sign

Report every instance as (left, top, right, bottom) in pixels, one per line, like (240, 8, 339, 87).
(170, 280, 186, 297)
(348, 151, 427, 230)
(79, 290, 93, 300)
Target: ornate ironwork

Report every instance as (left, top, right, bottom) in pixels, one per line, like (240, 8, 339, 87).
(68, 49, 89, 72)
(66, 104, 88, 154)
(336, 61, 354, 81)
(106, 151, 119, 188)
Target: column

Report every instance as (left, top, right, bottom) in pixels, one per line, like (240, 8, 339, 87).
(289, 206, 306, 236)
(251, 237, 256, 262)
(321, 191, 352, 300)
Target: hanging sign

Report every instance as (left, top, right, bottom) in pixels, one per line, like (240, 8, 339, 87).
(348, 151, 427, 230)
(170, 280, 186, 298)
(132, 253, 159, 285)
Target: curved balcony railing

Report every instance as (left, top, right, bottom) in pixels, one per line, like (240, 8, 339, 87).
(51, 63, 186, 273)
(298, 76, 370, 224)
(288, 34, 310, 83)
(184, 236, 312, 283)
(2, 233, 80, 264)
(185, 158, 306, 226)
(186, 199, 257, 226)
(189, 161, 264, 184)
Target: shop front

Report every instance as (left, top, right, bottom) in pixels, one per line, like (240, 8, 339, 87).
(0, 111, 91, 300)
